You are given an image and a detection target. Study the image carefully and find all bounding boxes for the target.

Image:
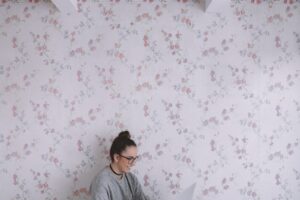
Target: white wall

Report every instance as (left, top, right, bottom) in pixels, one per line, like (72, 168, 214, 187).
(0, 1, 300, 200)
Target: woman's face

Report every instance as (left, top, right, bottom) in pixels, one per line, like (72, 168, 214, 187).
(114, 146, 138, 173)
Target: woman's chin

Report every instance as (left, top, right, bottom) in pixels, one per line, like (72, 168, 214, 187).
(125, 167, 131, 172)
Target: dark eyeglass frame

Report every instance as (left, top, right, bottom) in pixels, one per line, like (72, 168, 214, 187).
(119, 154, 139, 163)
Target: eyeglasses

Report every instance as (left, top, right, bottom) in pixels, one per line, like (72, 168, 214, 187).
(119, 154, 139, 163)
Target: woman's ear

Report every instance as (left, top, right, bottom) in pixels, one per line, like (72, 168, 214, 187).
(113, 154, 119, 162)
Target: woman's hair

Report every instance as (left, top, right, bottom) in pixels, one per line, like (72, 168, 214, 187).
(110, 131, 137, 161)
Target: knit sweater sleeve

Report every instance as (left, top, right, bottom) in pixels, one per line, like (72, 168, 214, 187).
(129, 173, 150, 200)
(90, 174, 111, 200)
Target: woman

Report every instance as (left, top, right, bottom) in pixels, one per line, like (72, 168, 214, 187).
(90, 131, 149, 200)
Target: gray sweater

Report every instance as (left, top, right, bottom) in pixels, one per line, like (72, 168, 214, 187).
(90, 166, 149, 200)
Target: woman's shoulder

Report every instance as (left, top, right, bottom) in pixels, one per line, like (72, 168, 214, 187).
(90, 166, 114, 194)
(93, 166, 113, 182)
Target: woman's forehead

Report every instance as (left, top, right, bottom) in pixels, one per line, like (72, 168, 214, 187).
(123, 146, 137, 155)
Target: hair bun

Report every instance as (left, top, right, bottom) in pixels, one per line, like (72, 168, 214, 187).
(118, 131, 131, 138)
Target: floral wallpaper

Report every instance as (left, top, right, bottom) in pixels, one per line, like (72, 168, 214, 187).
(0, 0, 300, 200)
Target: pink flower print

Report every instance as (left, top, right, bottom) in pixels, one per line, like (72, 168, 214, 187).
(77, 70, 82, 81)
(13, 174, 18, 185)
(12, 37, 17, 48)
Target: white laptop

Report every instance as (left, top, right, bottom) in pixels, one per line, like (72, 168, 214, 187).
(174, 183, 196, 200)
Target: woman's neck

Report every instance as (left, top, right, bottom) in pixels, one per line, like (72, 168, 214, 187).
(110, 163, 123, 177)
